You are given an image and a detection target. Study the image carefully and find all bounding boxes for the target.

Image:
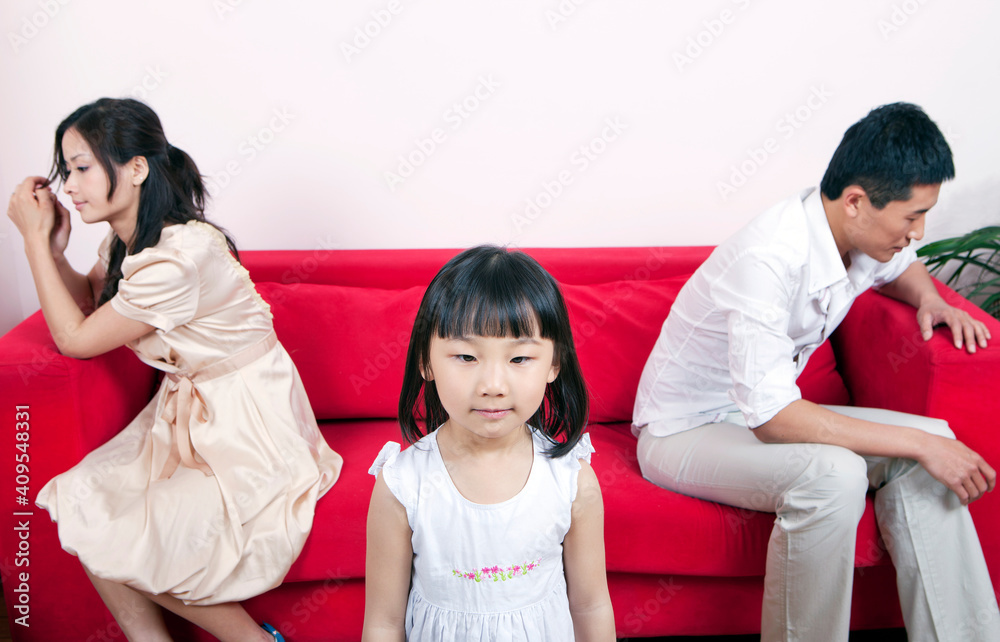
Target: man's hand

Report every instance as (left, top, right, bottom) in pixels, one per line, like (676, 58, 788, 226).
(916, 432, 996, 504)
(916, 298, 991, 353)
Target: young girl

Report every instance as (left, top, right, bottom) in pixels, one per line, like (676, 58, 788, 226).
(7, 98, 342, 642)
(362, 246, 616, 641)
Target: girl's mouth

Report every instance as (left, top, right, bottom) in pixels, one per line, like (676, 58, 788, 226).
(475, 409, 512, 420)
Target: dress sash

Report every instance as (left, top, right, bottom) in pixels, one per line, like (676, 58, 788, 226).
(157, 331, 278, 479)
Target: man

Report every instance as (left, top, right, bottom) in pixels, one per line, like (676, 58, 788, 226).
(633, 103, 999, 641)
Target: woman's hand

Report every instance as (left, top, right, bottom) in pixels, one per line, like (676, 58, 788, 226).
(48, 195, 72, 258)
(8, 176, 60, 252)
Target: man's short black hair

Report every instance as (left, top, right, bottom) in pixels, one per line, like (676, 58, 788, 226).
(820, 102, 954, 209)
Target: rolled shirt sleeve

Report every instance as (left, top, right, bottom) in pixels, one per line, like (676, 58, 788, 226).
(713, 251, 803, 428)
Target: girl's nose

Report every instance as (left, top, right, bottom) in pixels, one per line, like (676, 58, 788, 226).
(478, 363, 508, 396)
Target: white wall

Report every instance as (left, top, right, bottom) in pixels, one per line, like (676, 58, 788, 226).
(2, 0, 999, 335)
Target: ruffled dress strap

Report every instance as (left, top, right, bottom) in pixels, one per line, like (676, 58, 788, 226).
(570, 432, 595, 464)
(368, 442, 402, 477)
(564, 432, 595, 504)
(369, 441, 419, 524)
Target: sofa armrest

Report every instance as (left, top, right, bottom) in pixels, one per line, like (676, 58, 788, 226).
(0, 311, 157, 638)
(0, 311, 158, 481)
(833, 280, 1000, 593)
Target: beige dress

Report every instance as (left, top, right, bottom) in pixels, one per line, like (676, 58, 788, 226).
(36, 221, 343, 605)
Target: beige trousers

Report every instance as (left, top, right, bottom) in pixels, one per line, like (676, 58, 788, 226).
(637, 406, 1000, 642)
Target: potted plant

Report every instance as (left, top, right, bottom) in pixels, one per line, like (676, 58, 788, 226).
(918, 225, 1000, 320)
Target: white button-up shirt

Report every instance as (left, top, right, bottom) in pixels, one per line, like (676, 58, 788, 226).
(633, 187, 916, 437)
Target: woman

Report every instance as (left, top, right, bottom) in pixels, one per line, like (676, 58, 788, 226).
(8, 98, 342, 642)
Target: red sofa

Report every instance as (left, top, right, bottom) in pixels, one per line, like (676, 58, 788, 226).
(2, 246, 999, 641)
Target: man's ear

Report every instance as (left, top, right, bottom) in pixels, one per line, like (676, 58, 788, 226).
(842, 185, 867, 218)
(129, 156, 149, 186)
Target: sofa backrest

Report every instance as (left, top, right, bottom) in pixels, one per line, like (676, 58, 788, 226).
(247, 247, 850, 424)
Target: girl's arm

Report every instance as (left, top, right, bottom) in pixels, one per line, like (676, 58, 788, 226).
(9, 178, 153, 358)
(564, 460, 616, 641)
(362, 473, 413, 642)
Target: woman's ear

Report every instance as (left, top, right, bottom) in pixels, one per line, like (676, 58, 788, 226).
(129, 156, 149, 186)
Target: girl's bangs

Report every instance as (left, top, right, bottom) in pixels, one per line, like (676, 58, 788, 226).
(435, 291, 542, 340)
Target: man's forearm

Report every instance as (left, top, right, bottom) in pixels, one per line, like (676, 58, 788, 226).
(754, 399, 928, 459)
(877, 261, 943, 309)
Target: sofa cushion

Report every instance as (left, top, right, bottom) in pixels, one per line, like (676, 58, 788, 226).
(590, 423, 886, 577)
(258, 277, 850, 422)
(562, 277, 685, 423)
(257, 282, 424, 420)
(286, 419, 400, 581)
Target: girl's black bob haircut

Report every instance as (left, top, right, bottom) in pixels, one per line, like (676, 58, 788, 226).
(398, 245, 589, 458)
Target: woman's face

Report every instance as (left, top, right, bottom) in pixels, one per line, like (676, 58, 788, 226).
(60, 127, 142, 232)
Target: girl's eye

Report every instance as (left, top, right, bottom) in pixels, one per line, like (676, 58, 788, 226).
(458, 355, 476, 363)
(510, 356, 530, 364)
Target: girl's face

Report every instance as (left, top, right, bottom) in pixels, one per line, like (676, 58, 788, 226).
(425, 332, 559, 446)
(61, 127, 143, 234)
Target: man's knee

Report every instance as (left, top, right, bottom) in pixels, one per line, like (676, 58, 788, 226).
(780, 447, 868, 528)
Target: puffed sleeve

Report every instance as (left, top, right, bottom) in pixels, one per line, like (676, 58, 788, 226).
(110, 246, 200, 332)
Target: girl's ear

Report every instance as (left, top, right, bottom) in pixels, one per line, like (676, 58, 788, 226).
(421, 361, 434, 382)
(547, 362, 560, 384)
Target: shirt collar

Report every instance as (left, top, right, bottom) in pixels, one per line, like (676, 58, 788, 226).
(802, 187, 848, 294)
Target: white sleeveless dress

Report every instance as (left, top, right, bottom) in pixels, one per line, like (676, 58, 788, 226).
(369, 429, 594, 642)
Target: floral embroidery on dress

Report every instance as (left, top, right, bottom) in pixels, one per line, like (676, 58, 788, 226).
(452, 560, 541, 582)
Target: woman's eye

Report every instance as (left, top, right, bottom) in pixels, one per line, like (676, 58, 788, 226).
(76, 166, 88, 173)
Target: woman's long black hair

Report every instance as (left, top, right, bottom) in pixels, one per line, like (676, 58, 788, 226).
(48, 98, 238, 306)
(398, 245, 589, 458)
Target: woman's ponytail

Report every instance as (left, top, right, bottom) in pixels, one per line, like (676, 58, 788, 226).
(166, 143, 206, 217)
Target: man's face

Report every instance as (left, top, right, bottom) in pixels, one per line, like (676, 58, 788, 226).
(847, 183, 940, 263)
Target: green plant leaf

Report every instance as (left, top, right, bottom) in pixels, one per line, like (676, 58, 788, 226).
(918, 225, 1000, 321)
